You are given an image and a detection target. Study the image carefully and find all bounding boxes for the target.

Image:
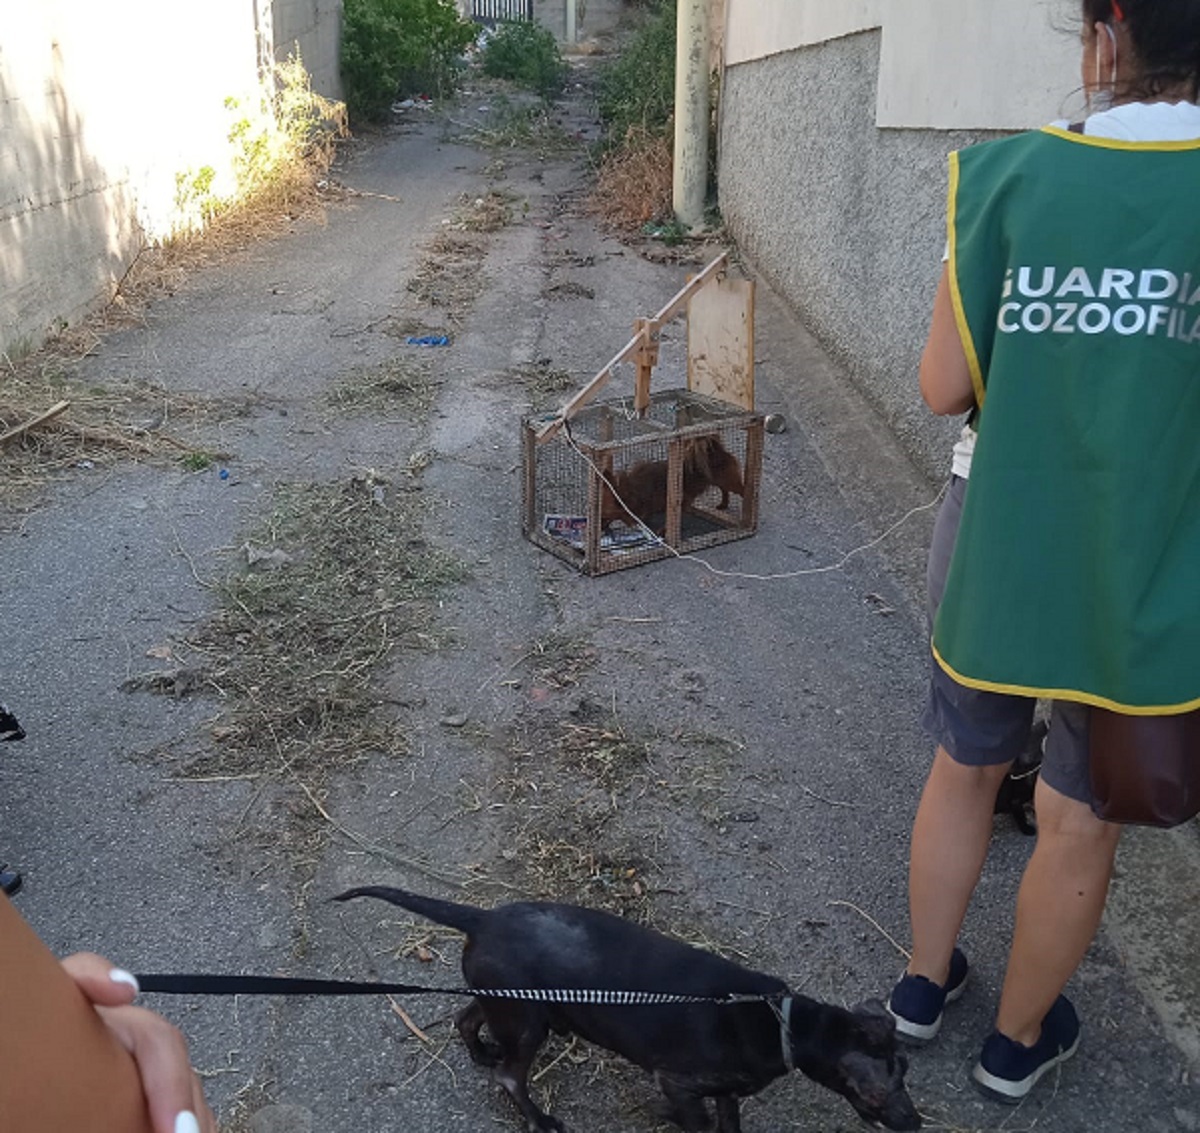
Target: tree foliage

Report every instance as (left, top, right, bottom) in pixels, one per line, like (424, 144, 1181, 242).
(341, 0, 476, 122)
(480, 20, 568, 99)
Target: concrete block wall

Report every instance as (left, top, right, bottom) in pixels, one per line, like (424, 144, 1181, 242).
(269, 0, 344, 101)
(0, 0, 342, 359)
(718, 32, 1003, 477)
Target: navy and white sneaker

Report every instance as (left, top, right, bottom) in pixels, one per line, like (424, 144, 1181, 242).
(886, 947, 969, 1043)
(972, 994, 1080, 1103)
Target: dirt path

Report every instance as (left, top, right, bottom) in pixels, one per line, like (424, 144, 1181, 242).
(3, 44, 1199, 1133)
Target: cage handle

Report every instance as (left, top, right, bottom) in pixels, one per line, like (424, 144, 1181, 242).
(533, 253, 729, 444)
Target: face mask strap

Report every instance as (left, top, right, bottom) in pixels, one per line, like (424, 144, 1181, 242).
(1093, 20, 1119, 109)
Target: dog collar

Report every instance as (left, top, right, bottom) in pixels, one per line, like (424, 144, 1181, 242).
(779, 996, 794, 1072)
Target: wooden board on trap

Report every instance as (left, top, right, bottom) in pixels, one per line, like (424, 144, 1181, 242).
(523, 389, 764, 576)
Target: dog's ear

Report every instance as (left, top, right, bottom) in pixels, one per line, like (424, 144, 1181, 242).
(852, 997, 893, 1021)
(851, 999, 900, 1047)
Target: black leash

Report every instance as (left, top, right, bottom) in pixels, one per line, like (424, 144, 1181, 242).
(136, 974, 461, 998)
(134, 972, 775, 1007)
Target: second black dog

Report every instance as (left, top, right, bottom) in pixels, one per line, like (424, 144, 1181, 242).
(334, 886, 920, 1133)
(993, 719, 1047, 835)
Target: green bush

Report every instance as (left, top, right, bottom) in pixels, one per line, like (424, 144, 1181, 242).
(341, 0, 476, 122)
(596, 0, 676, 141)
(480, 20, 568, 99)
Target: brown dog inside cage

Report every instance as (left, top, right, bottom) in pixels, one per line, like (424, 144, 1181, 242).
(600, 434, 745, 535)
(523, 390, 763, 575)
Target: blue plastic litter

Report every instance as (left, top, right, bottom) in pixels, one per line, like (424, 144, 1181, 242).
(405, 335, 450, 346)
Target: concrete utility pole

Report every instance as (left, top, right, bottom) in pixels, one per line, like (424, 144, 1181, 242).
(673, 0, 710, 231)
(565, 0, 577, 44)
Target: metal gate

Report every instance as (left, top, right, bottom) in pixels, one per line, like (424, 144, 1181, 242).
(471, 0, 534, 24)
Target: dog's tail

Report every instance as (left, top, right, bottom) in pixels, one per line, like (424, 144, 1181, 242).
(333, 886, 487, 934)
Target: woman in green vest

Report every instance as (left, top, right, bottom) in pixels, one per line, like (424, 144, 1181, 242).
(885, 0, 1200, 1104)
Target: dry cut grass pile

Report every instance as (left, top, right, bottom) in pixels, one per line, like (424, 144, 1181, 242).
(449, 188, 519, 233)
(0, 361, 243, 508)
(588, 127, 674, 234)
(327, 356, 443, 415)
(406, 233, 489, 325)
(180, 473, 467, 782)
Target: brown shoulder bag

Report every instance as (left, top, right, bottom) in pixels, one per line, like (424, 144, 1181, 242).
(1089, 706, 1200, 827)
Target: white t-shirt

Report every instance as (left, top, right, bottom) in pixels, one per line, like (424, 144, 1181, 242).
(948, 100, 1200, 478)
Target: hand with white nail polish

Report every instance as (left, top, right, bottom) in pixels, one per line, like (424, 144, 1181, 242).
(60, 953, 217, 1133)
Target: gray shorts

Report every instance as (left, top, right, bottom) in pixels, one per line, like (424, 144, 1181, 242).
(922, 475, 1092, 804)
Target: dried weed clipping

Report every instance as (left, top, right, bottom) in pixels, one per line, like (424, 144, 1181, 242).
(185, 473, 467, 780)
(588, 127, 674, 234)
(0, 365, 242, 510)
(169, 52, 348, 251)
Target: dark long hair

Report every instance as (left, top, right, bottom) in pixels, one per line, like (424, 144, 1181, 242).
(1082, 0, 1200, 98)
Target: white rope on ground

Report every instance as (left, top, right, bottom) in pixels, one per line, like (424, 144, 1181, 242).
(561, 424, 947, 583)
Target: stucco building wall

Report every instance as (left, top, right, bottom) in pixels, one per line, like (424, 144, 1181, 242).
(718, 1, 1081, 474)
(720, 32, 1001, 472)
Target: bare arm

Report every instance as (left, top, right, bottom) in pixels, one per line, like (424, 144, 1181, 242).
(62, 953, 216, 1133)
(0, 895, 213, 1133)
(919, 265, 976, 416)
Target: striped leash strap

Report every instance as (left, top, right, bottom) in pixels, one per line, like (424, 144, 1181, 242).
(134, 973, 774, 1006)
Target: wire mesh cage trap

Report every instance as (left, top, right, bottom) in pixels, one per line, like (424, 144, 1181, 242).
(522, 389, 764, 575)
(522, 253, 762, 575)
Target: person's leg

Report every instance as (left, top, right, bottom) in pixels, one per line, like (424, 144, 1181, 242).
(994, 776, 1121, 1045)
(907, 746, 1011, 983)
(909, 474, 1018, 983)
(894, 473, 1030, 1039)
(890, 736, 1014, 1041)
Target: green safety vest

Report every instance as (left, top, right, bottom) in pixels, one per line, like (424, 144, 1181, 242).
(933, 126, 1200, 714)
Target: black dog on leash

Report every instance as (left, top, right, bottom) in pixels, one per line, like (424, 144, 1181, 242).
(334, 886, 921, 1132)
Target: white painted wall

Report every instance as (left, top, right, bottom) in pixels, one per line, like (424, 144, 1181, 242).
(877, 0, 1081, 129)
(725, 0, 881, 66)
(0, 0, 343, 356)
(725, 0, 1082, 130)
